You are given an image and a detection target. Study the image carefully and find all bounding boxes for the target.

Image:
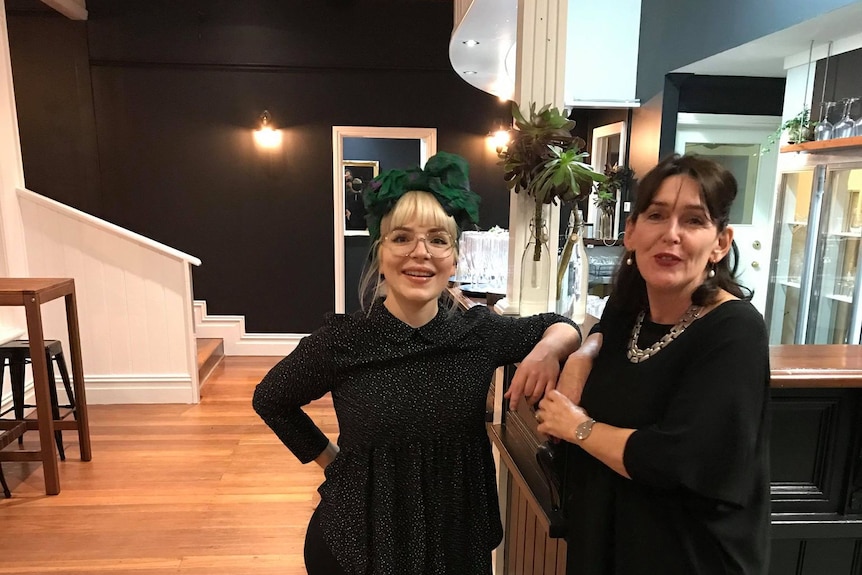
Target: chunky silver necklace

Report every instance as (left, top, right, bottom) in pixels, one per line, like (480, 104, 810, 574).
(627, 304, 703, 363)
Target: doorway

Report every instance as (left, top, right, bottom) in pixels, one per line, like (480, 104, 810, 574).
(675, 113, 780, 314)
(332, 127, 437, 313)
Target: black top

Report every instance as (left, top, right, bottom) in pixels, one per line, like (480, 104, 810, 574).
(565, 300, 770, 575)
(253, 301, 575, 575)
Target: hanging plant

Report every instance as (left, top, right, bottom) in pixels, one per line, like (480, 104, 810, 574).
(498, 102, 605, 261)
(593, 164, 635, 211)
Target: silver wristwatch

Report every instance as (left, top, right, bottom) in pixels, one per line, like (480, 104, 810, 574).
(575, 418, 596, 441)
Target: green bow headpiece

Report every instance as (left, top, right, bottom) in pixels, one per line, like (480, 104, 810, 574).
(362, 151, 481, 241)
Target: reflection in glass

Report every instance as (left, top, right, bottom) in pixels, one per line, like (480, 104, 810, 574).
(342, 159, 379, 231)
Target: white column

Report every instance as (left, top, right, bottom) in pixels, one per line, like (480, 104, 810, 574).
(0, 0, 30, 338)
(499, 0, 567, 315)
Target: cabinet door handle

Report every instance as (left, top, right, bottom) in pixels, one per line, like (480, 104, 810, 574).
(751, 261, 761, 270)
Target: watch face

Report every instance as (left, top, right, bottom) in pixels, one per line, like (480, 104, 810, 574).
(576, 418, 595, 440)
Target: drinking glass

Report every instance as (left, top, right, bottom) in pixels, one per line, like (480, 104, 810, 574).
(832, 97, 859, 139)
(814, 101, 836, 141)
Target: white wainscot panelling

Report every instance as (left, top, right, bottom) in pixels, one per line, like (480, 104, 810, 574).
(16, 189, 201, 404)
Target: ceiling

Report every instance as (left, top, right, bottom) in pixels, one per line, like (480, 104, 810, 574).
(450, 0, 862, 104)
(448, 0, 517, 101)
(676, 1, 862, 77)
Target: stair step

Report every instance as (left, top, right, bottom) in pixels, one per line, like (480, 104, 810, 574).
(196, 338, 224, 385)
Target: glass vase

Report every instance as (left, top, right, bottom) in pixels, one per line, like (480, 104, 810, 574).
(556, 210, 589, 324)
(598, 206, 615, 240)
(519, 218, 552, 316)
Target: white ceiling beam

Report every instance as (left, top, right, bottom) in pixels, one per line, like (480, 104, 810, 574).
(39, 0, 87, 20)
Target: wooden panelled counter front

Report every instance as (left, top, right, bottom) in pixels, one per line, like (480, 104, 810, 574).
(491, 339, 862, 575)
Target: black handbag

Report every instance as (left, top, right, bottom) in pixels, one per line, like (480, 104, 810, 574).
(535, 439, 567, 512)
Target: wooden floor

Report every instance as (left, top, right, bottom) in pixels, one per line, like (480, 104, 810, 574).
(0, 357, 337, 575)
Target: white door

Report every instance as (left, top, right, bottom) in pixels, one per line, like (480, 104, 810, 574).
(675, 114, 781, 315)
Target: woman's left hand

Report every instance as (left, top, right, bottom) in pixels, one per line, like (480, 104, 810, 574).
(535, 389, 590, 443)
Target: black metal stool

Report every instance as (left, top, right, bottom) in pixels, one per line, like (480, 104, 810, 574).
(0, 422, 27, 497)
(0, 340, 77, 461)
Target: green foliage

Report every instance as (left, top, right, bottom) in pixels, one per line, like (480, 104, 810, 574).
(498, 102, 606, 261)
(499, 102, 604, 205)
(764, 108, 812, 152)
(593, 164, 635, 211)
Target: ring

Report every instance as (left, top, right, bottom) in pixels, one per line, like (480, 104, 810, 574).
(534, 412, 542, 424)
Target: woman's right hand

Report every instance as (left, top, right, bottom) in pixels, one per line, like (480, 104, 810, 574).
(314, 441, 340, 469)
(555, 332, 602, 404)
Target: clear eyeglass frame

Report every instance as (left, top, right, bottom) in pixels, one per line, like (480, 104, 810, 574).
(382, 231, 455, 258)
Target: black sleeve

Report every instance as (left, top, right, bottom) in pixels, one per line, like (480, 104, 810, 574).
(252, 326, 337, 464)
(467, 306, 579, 366)
(623, 304, 770, 506)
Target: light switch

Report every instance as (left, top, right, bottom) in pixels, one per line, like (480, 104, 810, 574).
(623, 201, 631, 212)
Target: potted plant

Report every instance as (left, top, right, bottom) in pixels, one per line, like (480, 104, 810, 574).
(765, 108, 812, 151)
(593, 164, 634, 239)
(498, 102, 605, 314)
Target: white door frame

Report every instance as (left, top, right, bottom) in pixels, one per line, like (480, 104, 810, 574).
(674, 113, 781, 314)
(332, 126, 437, 313)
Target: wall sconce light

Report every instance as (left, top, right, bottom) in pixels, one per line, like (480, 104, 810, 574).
(489, 122, 511, 154)
(254, 110, 283, 149)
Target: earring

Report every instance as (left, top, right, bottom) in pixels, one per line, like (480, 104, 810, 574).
(626, 254, 633, 266)
(707, 262, 716, 278)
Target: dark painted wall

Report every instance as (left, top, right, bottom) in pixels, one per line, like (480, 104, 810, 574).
(813, 47, 862, 126)
(7, 0, 513, 333)
(657, 74, 786, 160)
(8, 12, 102, 215)
(637, 0, 857, 101)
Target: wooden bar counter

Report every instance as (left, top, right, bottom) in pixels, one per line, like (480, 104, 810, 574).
(493, 341, 862, 574)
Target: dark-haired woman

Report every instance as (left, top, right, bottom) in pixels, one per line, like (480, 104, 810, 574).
(254, 152, 582, 575)
(536, 154, 770, 575)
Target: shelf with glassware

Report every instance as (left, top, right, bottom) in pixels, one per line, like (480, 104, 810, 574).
(765, 156, 862, 345)
(781, 135, 862, 154)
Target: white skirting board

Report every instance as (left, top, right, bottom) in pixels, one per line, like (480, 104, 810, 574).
(1, 373, 197, 409)
(193, 300, 305, 356)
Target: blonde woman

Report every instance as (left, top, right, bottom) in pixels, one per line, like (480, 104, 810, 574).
(254, 152, 582, 575)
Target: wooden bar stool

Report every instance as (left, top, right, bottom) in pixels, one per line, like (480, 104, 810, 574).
(0, 340, 77, 461)
(0, 422, 27, 497)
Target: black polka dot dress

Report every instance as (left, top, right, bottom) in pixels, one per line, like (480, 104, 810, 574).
(253, 299, 575, 575)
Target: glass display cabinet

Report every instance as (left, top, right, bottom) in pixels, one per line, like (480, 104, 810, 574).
(766, 169, 814, 343)
(766, 140, 862, 344)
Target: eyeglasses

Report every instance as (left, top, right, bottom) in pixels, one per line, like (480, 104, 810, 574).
(382, 230, 455, 258)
